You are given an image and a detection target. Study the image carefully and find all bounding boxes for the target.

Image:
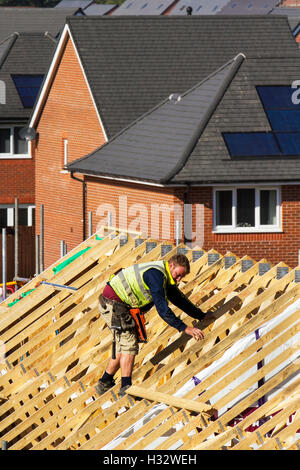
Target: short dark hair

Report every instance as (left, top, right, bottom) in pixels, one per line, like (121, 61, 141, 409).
(168, 254, 190, 274)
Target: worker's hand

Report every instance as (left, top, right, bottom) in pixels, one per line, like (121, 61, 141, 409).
(185, 326, 204, 341)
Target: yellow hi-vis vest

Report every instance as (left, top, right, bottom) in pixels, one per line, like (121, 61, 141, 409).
(109, 261, 175, 308)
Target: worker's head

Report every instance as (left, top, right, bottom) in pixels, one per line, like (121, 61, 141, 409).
(168, 254, 190, 283)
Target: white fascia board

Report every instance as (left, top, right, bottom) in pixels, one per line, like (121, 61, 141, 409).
(73, 171, 186, 188)
(29, 23, 69, 129)
(29, 24, 108, 142)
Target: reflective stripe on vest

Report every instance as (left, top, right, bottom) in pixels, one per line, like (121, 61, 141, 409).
(110, 261, 173, 308)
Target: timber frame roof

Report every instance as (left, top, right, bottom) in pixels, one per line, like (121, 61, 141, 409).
(0, 228, 300, 450)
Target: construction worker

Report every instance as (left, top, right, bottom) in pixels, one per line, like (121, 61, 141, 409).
(95, 253, 209, 397)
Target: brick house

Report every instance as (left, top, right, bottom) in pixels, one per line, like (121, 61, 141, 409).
(30, 15, 300, 268)
(0, 31, 58, 281)
(0, 7, 84, 282)
(0, 32, 57, 222)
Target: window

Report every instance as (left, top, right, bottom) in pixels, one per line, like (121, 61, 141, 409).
(213, 187, 281, 232)
(0, 205, 35, 228)
(64, 139, 68, 167)
(0, 126, 29, 157)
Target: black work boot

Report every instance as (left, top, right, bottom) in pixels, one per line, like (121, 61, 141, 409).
(118, 384, 131, 398)
(95, 379, 115, 396)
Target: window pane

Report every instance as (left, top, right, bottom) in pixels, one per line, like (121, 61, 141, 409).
(14, 127, 28, 154)
(0, 128, 10, 153)
(31, 207, 35, 226)
(0, 209, 7, 227)
(237, 189, 255, 227)
(260, 190, 277, 225)
(216, 191, 232, 225)
(18, 208, 28, 226)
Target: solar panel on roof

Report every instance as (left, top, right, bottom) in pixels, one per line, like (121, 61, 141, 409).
(223, 85, 300, 157)
(223, 132, 281, 157)
(12, 75, 44, 108)
(257, 86, 300, 132)
(256, 85, 297, 109)
(267, 110, 300, 132)
(276, 133, 300, 155)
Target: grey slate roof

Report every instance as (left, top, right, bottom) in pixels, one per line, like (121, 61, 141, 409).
(64, 16, 300, 185)
(0, 7, 78, 42)
(218, 0, 280, 15)
(67, 54, 245, 182)
(112, 0, 176, 16)
(55, 0, 93, 9)
(169, 0, 231, 15)
(172, 55, 300, 184)
(84, 4, 117, 15)
(0, 32, 56, 121)
(67, 15, 299, 140)
(270, 8, 300, 32)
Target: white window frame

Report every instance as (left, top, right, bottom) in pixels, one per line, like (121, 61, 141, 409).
(0, 125, 31, 159)
(213, 186, 282, 233)
(0, 204, 35, 227)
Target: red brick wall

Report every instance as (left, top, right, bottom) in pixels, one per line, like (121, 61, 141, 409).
(188, 185, 300, 268)
(86, 177, 182, 242)
(279, 1, 300, 6)
(0, 156, 34, 204)
(34, 35, 106, 268)
(85, 180, 300, 268)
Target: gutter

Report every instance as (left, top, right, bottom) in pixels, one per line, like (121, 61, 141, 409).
(71, 172, 86, 241)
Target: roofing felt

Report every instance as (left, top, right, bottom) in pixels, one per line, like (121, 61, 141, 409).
(0, 32, 56, 120)
(67, 15, 299, 140)
(169, 0, 231, 15)
(218, 0, 280, 15)
(67, 54, 245, 183)
(0, 7, 78, 42)
(112, 0, 176, 15)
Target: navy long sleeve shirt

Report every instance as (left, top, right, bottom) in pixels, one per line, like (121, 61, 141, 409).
(142, 268, 205, 332)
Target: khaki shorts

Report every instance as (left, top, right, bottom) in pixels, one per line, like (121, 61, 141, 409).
(99, 296, 139, 356)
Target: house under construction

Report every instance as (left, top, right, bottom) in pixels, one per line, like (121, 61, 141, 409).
(0, 228, 299, 450)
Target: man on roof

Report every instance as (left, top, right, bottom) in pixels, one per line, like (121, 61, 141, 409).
(95, 253, 210, 398)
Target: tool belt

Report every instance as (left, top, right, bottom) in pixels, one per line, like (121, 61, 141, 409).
(99, 295, 147, 343)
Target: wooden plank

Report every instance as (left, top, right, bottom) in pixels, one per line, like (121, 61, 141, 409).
(126, 385, 215, 414)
